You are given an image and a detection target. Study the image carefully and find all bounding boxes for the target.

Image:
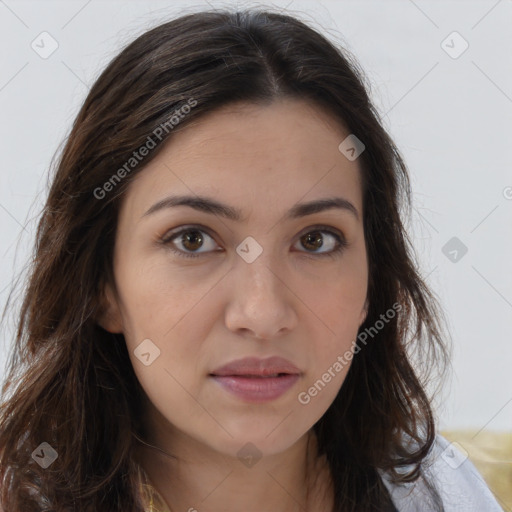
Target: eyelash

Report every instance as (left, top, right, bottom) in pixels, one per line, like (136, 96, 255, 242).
(160, 224, 348, 260)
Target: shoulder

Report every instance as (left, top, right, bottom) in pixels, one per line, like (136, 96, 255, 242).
(379, 434, 504, 512)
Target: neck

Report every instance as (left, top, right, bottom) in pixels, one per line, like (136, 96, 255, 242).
(133, 424, 333, 512)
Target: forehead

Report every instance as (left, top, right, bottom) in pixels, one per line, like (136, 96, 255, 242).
(121, 98, 363, 223)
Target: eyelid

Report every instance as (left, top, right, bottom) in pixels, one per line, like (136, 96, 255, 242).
(160, 223, 218, 244)
(295, 224, 345, 241)
(161, 223, 346, 242)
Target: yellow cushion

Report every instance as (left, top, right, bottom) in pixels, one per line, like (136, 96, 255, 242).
(441, 430, 512, 511)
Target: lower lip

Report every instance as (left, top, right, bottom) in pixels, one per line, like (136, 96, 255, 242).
(210, 374, 300, 402)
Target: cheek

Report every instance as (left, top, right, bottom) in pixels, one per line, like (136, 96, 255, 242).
(115, 259, 222, 410)
(115, 257, 218, 343)
(294, 256, 367, 405)
(296, 316, 357, 416)
(297, 255, 367, 334)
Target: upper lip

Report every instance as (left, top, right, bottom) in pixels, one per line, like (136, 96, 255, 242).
(210, 356, 301, 377)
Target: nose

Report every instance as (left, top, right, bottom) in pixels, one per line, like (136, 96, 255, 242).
(223, 249, 298, 340)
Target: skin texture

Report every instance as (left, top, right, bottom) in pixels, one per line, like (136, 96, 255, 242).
(99, 98, 369, 512)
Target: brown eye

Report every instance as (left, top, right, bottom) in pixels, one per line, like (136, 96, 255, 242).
(162, 227, 220, 258)
(161, 225, 347, 260)
(295, 228, 347, 257)
(301, 231, 325, 251)
(180, 230, 204, 251)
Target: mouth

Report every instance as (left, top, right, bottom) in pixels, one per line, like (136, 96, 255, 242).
(209, 372, 295, 378)
(209, 356, 302, 402)
(209, 373, 300, 402)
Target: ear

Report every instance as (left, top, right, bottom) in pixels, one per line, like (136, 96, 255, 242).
(96, 281, 124, 333)
(359, 298, 369, 327)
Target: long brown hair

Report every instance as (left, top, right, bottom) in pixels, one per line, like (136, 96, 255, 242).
(0, 8, 450, 511)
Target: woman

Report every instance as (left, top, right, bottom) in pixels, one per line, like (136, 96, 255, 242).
(0, 8, 503, 512)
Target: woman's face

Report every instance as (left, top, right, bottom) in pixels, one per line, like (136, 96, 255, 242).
(100, 98, 368, 459)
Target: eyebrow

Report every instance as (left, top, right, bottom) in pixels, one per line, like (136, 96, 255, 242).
(142, 194, 359, 222)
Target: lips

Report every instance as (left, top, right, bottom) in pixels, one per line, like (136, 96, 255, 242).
(210, 356, 301, 402)
(210, 356, 301, 377)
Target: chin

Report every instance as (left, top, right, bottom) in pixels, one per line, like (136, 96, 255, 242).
(204, 418, 309, 458)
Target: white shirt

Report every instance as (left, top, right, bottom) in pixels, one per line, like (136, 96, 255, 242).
(381, 434, 504, 511)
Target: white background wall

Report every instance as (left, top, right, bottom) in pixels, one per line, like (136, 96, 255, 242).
(0, 0, 511, 432)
